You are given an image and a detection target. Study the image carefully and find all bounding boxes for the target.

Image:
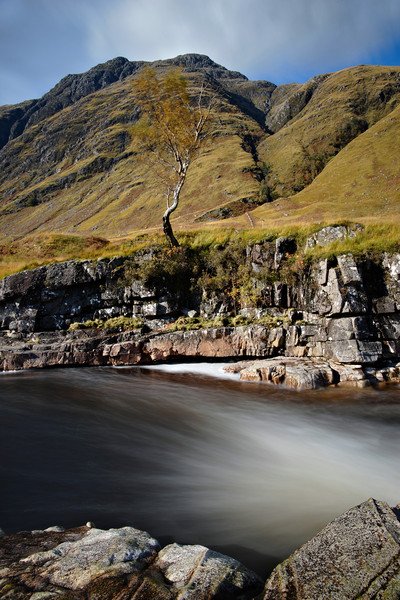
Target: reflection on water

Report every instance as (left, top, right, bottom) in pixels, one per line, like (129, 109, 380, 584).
(1, 364, 400, 576)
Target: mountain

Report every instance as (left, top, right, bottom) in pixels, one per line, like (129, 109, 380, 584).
(250, 100, 400, 229)
(0, 54, 399, 243)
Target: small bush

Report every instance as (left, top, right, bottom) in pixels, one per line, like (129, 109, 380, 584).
(137, 246, 201, 297)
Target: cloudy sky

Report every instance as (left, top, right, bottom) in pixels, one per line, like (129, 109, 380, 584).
(1, 0, 400, 106)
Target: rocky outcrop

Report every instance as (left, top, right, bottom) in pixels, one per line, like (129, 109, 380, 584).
(0, 524, 263, 600)
(0, 255, 177, 333)
(224, 357, 338, 390)
(1, 326, 398, 389)
(1, 245, 400, 387)
(304, 224, 363, 250)
(244, 246, 400, 369)
(141, 326, 272, 363)
(0, 326, 273, 371)
(265, 74, 330, 132)
(2, 499, 400, 599)
(263, 498, 400, 599)
(0, 329, 117, 371)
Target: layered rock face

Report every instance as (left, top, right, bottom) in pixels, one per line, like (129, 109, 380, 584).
(0, 326, 274, 372)
(0, 236, 400, 386)
(0, 256, 145, 333)
(1, 499, 400, 600)
(296, 253, 395, 364)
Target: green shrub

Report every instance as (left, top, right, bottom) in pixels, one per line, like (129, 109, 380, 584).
(137, 246, 202, 297)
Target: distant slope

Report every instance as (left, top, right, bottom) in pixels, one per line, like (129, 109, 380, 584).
(0, 57, 145, 149)
(249, 101, 400, 227)
(257, 65, 400, 198)
(0, 54, 274, 149)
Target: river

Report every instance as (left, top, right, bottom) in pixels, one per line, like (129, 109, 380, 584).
(1, 363, 400, 576)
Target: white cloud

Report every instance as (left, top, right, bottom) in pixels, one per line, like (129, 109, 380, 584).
(1, 0, 400, 104)
(76, 0, 400, 83)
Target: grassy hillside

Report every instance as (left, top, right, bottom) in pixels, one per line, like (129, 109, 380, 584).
(247, 101, 400, 228)
(0, 58, 266, 242)
(258, 65, 400, 198)
(0, 55, 399, 274)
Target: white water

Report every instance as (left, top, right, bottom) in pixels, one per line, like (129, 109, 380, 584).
(1, 364, 399, 574)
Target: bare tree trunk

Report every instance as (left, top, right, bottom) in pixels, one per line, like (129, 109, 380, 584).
(162, 162, 188, 248)
(163, 213, 179, 247)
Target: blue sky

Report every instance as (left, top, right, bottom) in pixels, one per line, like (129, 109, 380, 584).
(1, 0, 400, 106)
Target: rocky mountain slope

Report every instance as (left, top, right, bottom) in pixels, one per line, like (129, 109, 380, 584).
(0, 55, 399, 243)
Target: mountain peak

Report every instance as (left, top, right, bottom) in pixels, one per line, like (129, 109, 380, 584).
(140, 53, 249, 84)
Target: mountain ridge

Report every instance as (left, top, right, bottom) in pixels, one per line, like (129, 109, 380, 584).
(0, 54, 275, 149)
(0, 54, 399, 246)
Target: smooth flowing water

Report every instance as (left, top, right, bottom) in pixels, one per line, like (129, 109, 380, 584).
(1, 364, 400, 576)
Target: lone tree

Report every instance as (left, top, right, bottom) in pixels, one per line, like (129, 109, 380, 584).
(133, 67, 214, 247)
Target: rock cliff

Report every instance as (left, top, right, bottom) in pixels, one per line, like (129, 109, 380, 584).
(1, 499, 400, 599)
(0, 233, 400, 388)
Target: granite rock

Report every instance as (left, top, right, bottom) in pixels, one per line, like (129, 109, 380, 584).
(305, 224, 363, 250)
(153, 543, 263, 599)
(0, 526, 262, 600)
(19, 526, 160, 590)
(263, 498, 400, 600)
(2, 499, 400, 599)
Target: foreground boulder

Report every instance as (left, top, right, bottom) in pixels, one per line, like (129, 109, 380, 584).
(153, 543, 263, 599)
(263, 498, 400, 599)
(0, 525, 263, 600)
(1, 499, 400, 599)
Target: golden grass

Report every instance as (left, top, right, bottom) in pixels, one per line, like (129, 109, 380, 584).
(1, 64, 400, 263)
(1, 219, 400, 279)
(250, 103, 400, 229)
(0, 234, 111, 278)
(258, 65, 400, 197)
